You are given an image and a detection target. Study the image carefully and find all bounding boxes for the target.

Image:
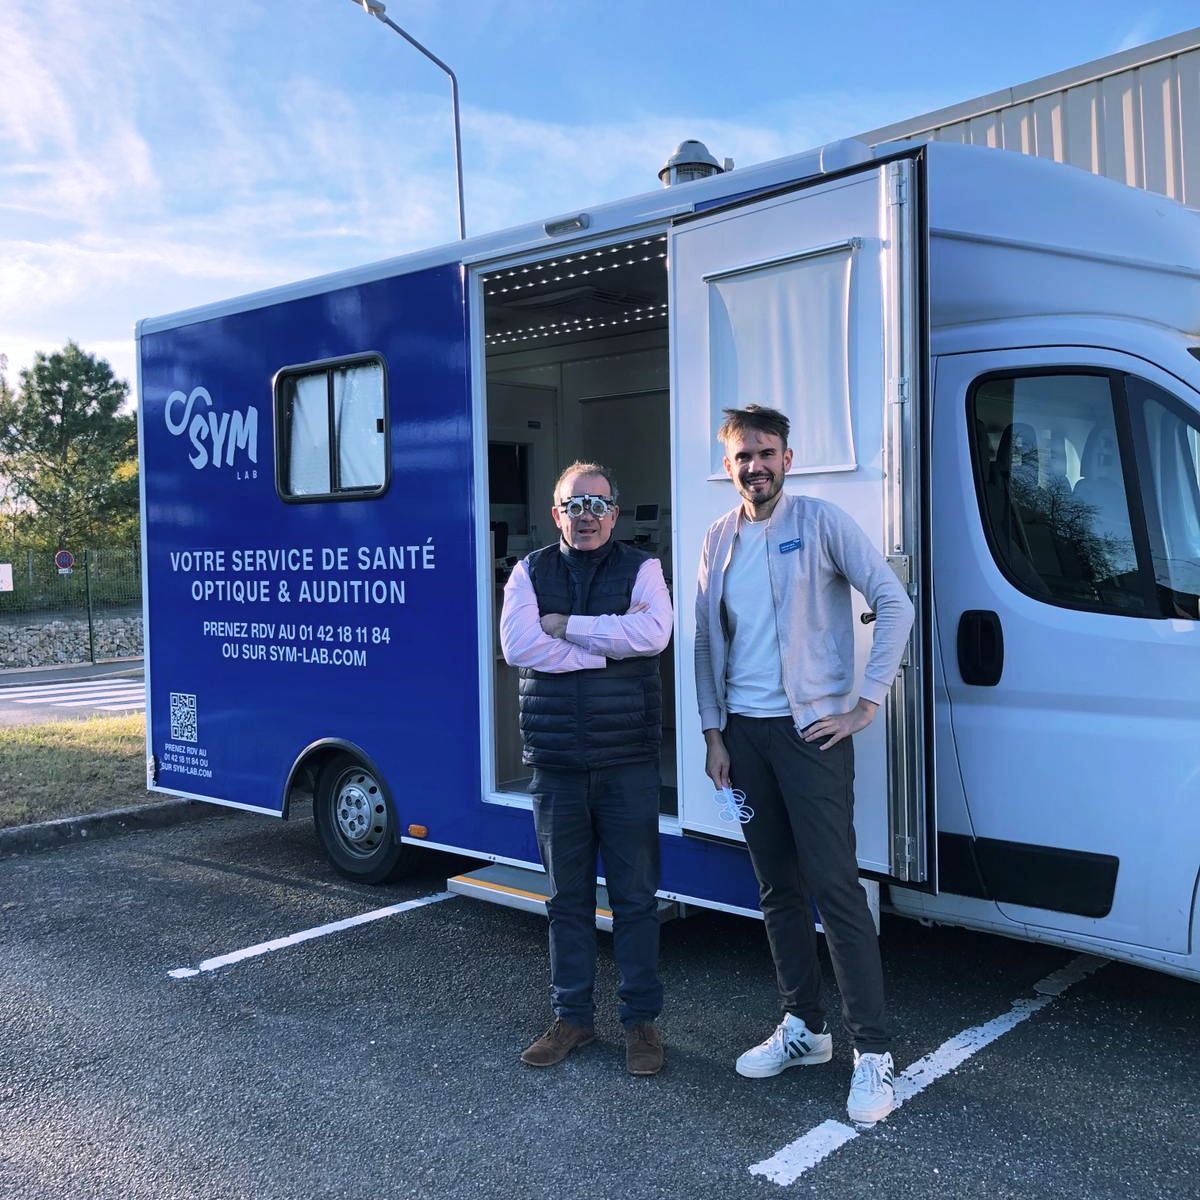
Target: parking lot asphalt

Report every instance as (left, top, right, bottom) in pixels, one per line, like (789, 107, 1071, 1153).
(1, 808, 1197, 1200)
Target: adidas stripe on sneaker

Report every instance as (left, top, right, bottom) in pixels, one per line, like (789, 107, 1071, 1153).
(735, 1014, 833, 1079)
(846, 1049, 895, 1123)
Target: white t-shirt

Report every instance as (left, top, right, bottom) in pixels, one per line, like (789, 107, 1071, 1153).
(724, 517, 790, 717)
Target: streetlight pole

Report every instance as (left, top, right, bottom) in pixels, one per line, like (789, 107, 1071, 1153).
(349, 0, 466, 240)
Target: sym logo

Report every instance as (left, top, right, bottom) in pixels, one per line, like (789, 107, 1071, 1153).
(165, 386, 258, 471)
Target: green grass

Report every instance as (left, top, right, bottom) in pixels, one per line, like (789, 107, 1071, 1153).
(0, 715, 154, 829)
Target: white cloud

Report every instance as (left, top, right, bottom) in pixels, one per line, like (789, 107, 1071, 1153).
(0, 6, 79, 156)
(0, 0, 966, 393)
(1114, 15, 1165, 53)
(0, 87, 921, 386)
(0, 3, 162, 225)
(457, 92, 930, 234)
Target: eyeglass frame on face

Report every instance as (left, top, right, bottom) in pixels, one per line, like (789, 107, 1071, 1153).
(555, 493, 616, 520)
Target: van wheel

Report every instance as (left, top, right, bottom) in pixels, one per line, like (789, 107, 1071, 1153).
(313, 753, 414, 884)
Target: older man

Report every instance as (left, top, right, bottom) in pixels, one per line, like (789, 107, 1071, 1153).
(695, 406, 913, 1124)
(500, 460, 673, 1074)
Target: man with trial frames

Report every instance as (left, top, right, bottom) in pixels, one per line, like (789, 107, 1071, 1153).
(500, 460, 673, 1075)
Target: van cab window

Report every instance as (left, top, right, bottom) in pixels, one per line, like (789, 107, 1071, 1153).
(969, 372, 1149, 616)
(275, 356, 388, 501)
(970, 370, 1200, 620)
(1129, 377, 1200, 618)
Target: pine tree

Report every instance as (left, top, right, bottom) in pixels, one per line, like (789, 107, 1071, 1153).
(0, 342, 138, 550)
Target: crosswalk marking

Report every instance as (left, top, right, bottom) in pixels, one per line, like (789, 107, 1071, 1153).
(13, 685, 142, 704)
(2, 679, 141, 698)
(0, 678, 145, 713)
(32, 691, 144, 708)
(1, 681, 123, 698)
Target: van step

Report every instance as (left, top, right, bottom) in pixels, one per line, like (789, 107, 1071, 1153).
(446, 863, 678, 932)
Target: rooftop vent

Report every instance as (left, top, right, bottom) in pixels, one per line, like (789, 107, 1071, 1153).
(658, 139, 732, 187)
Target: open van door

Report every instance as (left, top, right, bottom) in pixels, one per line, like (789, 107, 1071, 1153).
(670, 154, 932, 884)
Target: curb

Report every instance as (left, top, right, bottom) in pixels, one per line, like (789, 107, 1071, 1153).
(0, 656, 143, 682)
(0, 798, 221, 860)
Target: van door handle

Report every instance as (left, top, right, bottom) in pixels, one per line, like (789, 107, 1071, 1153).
(957, 610, 1004, 686)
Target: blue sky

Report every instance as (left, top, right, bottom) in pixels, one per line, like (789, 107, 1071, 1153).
(1, 0, 1195, 394)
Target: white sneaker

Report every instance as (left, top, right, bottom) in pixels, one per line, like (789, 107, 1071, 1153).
(735, 1014, 832, 1078)
(846, 1050, 895, 1123)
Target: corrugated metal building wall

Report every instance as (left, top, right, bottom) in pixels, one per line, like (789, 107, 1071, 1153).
(859, 28, 1200, 207)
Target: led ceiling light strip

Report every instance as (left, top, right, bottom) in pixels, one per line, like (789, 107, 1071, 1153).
(490, 301, 667, 338)
(486, 253, 667, 297)
(486, 302, 669, 347)
(487, 236, 667, 279)
(483, 237, 668, 297)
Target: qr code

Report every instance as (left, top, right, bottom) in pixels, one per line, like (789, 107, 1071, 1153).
(170, 692, 198, 742)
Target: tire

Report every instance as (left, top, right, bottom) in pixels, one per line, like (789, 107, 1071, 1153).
(313, 752, 414, 884)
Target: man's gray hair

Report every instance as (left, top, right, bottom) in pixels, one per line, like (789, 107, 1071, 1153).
(554, 460, 620, 503)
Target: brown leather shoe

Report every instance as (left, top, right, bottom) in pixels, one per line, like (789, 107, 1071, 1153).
(520, 1019, 595, 1068)
(625, 1022, 665, 1075)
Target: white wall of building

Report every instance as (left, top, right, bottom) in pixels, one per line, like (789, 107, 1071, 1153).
(860, 28, 1200, 208)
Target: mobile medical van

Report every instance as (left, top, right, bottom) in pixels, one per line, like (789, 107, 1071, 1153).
(137, 136, 1200, 982)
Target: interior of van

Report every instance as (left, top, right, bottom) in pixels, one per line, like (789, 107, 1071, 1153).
(479, 233, 676, 812)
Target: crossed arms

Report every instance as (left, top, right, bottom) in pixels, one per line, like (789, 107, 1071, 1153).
(500, 557, 673, 673)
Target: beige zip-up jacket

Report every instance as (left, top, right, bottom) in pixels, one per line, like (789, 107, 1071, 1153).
(694, 491, 914, 733)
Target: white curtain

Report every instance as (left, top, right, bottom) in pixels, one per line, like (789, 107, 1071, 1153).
(288, 375, 331, 496)
(334, 363, 385, 489)
(708, 248, 855, 475)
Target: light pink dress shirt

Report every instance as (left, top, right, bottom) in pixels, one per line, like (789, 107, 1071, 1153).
(500, 552, 673, 673)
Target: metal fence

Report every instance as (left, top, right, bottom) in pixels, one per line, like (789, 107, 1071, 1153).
(0, 545, 142, 666)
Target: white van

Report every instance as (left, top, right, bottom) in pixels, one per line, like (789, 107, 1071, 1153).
(137, 138, 1200, 981)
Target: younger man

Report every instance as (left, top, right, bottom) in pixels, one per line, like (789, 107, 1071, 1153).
(694, 406, 913, 1123)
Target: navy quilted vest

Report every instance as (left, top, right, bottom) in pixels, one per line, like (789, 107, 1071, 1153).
(518, 540, 662, 768)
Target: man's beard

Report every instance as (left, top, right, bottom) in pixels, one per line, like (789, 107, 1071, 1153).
(739, 469, 782, 507)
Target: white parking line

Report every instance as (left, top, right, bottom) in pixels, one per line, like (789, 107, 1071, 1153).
(749, 953, 1109, 1186)
(168, 892, 456, 979)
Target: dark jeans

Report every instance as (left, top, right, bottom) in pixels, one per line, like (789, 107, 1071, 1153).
(530, 760, 663, 1028)
(724, 714, 890, 1053)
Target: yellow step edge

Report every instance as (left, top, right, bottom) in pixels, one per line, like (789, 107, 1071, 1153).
(450, 874, 613, 919)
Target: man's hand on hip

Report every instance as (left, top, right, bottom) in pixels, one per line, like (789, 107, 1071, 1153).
(802, 698, 879, 750)
(703, 728, 731, 789)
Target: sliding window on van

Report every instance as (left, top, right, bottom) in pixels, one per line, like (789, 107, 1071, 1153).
(274, 355, 389, 501)
(970, 370, 1200, 619)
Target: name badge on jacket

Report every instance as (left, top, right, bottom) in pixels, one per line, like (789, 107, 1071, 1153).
(779, 538, 803, 554)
